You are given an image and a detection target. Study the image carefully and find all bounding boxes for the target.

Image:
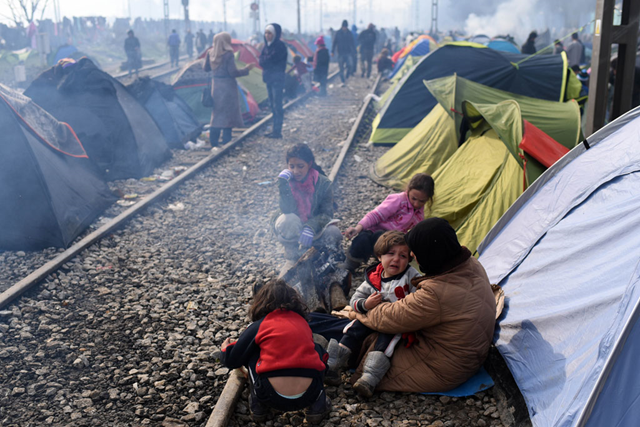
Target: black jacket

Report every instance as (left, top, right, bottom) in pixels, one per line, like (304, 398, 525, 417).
(358, 29, 376, 52)
(259, 23, 288, 84)
(314, 47, 330, 78)
(332, 28, 356, 56)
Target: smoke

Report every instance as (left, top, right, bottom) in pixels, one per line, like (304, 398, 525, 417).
(465, 0, 540, 42)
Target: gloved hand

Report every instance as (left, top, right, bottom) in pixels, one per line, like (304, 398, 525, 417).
(298, 226, 315, 248)
(278, 169, 293, 181)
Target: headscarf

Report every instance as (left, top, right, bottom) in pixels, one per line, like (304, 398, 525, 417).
(265, 24, 276, 46)
(289, 169, 319, 223)
(404, 218, 470, 277)
(208, 32, 233, 70)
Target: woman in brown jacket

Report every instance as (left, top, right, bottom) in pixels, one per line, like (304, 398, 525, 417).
(204, 32, 254, 146)
(351, 218, 496, 395)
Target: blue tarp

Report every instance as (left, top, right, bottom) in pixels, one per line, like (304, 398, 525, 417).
(487, 40, 520, 54)
(478, 107, 640, 427)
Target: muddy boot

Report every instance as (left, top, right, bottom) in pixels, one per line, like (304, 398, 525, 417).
(305, 389, 331, 424)
(353, 351, 390, 398)
(330, 283, 348, 310)
(325, 339, 351, 385)
(312, 333, 329, 350)
(248, 382, 268, 422)
(338, 253, 365, 273)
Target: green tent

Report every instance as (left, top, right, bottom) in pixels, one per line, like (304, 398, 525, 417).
(371, 75, 582, 190)
(369, 43, 582, 145)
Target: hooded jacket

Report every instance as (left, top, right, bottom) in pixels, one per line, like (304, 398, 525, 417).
(350, 263, 420, 314)
(259, 23, 288, 84)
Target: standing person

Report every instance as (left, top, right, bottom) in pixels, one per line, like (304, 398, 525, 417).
(124, 29, 141, 77)
(351, 24, 359, 76)
(332, 20, 356, 87)
(273, 144, 343, 274)
(196, 29, 207, 54)
(358, 24, 377, 78)
(185, 29, 194, 59)
(204, 32, 254, 147)
(377, 28, 387, 53)
(342, 173, 434, 272)
(565, 32, 586, 68)
(220, 279, 332, 423)
(313, 36, 330, 96)
(260, 23, 288, 139)
(168, 29, 181, 67)
(207, 29, 215, 47)
(521, 31, 537, 55)
(553, 40, 564, 55)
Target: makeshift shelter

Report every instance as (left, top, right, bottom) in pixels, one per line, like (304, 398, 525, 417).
(0, 84, 114, 250)
(477, 106, 640, 427)
(371, 75, 581, 189)
(25, 58, 170, 180)
(486, 39, 520, 54)
(282, 37, 314, 60)
(389, 37, 434, 79)
(370, 43, 582, 145)
(127, 77, 202, 149)
(172, 53, 265, 124)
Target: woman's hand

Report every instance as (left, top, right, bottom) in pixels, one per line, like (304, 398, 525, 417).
(245, 63, 255, 71)
(221, 337, 232, 351)
(344, 224, 363, 240)
(364, 291, 382, 310)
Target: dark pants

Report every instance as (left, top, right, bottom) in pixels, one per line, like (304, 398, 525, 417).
(247, 345, 326, 412)
(267, 79, 284, 135)
(361, 50, 374, 78)
(341, 320, 395, 354)
(169, 45, 179, 66)
(349, 230, 385, 260)
(338, 54, 351, 83)
(210, 127, 232, 145)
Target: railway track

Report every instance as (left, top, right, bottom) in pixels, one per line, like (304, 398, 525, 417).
(0, 70, 392, 426)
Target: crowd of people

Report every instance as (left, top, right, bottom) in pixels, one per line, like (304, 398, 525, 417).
(217, 139, 497, 423)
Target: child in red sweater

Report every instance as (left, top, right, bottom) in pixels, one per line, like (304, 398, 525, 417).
(220, 279, 331, 423)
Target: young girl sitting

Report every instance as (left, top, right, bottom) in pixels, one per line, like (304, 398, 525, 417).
(220, 279, 331, 423)
(324, 231, 420, 396)
(273, 143, 343, 275)
(342, 173, 434, 272)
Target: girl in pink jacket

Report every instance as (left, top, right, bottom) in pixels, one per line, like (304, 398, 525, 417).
(343, 173, 434, 271)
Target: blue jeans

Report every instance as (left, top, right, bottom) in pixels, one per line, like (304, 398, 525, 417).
(267, 79, 284, 134)
(338, 54, 351, 83)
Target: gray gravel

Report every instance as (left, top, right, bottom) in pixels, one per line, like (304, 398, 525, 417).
(0, 75, 509, 427)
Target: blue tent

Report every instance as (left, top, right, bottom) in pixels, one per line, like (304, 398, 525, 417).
(478, 106, 640, 427)
(487, 40, 520, 54)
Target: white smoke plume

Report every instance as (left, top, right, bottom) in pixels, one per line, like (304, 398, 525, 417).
(464, 0, 542, 43)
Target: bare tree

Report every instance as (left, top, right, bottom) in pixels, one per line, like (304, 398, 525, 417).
(4, 0, 50, 25)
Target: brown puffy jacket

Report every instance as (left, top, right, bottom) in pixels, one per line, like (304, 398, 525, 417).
(354, 257, 496, 392)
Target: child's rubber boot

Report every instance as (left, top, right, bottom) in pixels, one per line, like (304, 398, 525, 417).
(305, 389, 331, 424)
(325, 339, 351, 386)
(248, 383, 268, 422)
(353, 351, 390, 398)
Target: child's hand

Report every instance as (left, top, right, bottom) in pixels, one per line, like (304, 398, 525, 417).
(364, 292, 382, 310)
(278, 169, 293, 181)
(298, 226, 315, 248)
(344, 224, 363, 239)
(221, 337, 232, 351)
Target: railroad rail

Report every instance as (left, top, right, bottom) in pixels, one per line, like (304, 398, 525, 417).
(206, 73, 383, 427)
(0, 69, 340, 310)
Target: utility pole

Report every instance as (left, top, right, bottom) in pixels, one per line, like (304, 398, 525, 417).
(353, 0, 356, 27)
(163, 0, 170, 39)
(128, 0, 132, 20)
(297, 0, 301, 34)
(223, 0, 228, 31)
(319, 0, 323, 32)
(369, 0, 373, 25)
(430, 0, 438, 34)
(585, 0, 640, 136)
(182, 0, 190, 31)
(251, 1, 260, 35)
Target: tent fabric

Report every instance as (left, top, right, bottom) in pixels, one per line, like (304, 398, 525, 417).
(486, 40, 520, 54)
(370, 44, 571, 145)
(127, 77, 202, 149)
(24, 58, 170, 180)
(389, 39, 432, 79)
(519, 120, 569, 168)
(371, 75, 581, 191)
(477, 106, 640, 427)
(0, 84, 114, 250)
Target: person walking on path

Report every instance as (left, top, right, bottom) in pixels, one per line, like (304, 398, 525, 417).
(208, 29, 215, 47)
(124, 29, 141, 77)
(332, 20, 356, 86)
(168, 29, 181, 67)
(521, 31, 537, 55)
(565, 32, 586, 68)
(313, 36, 330, 96)
(260, 23, 288, 139)
(358, 24, 377, 78)
(196, 29, 207, 55)
(185, 29, 194, 59)
(204, 32, 254, 147)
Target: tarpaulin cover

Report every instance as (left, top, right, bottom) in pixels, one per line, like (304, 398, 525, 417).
(477, 107, 640, 427)
(370, 44, 569, 145)
(0, 84, 114, 250)
(24, 58, 170, 180)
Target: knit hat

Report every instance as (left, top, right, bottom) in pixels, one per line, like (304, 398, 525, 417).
(404, 218, 469, 276)
(342, 20, 348, 28)
(315, 36, 325, 45)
